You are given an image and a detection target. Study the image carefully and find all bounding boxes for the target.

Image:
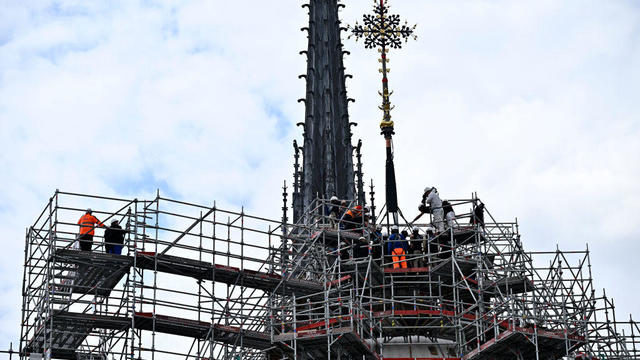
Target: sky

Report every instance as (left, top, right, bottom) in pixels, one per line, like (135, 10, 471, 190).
(1, 0, 639, 352)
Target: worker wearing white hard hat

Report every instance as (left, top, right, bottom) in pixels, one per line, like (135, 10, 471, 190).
(415, 186, 445, 232)
(354, 236, 369, 258)
(327, 196, 341, 228)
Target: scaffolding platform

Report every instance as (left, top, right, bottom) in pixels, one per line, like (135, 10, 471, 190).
(485, 276, 534, 295)
(340, 258, 384, 287)
(53, 249, 131, 296)
(462, 327, 585, 360)
(375, 309, 478, 341)
(306, 229, 364, 247)
(441, 228, 487, 246)
(54, 249, 323, 297)
(274, 326, 379, 360)
(382, 256, 479, 277)
(306, 228, 485, 249)
(24, 311, 273, 359)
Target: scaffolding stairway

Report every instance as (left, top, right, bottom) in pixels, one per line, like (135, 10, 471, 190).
(55, 249, 323, 297)
(52, 251, 130, 297)
(24, 248, 323, 358)
(24, 311, 274, 359)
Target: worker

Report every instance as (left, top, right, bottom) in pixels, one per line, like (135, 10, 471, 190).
(77, 208, 104, 251)
(363, 206, 371, 227)
(104, 219, 126, 255)
(327, 196, 341, 228)
(387, 225, 407, 269)
(413, 186, 445, 232)
(343, 205, 363, 230)
(424, 226, 438, 260)
(354, 236, 369, 259)
(470, 202, 485, 227)
(371, 225, 383, 263)
(442, 200, 456, 230)
(339, 238, 351, 261)
(410, 227, 423, 267)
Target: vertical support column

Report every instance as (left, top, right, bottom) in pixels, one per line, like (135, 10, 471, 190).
(224, 215, 230, 359)
(153, 194, 160, 360)
(128, 198, 139, 360)
(19, 226, 30, 358)
(240, 209, 245, 357)
(197, 210, 203, 360)
(210, 204, 217, 360)
(45, 195, 54, 359)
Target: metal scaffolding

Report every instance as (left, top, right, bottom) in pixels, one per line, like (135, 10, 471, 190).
(21, 190, 288, 360)
(19, 190, 639, 359)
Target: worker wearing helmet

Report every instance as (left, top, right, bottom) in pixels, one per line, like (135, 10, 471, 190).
(424, 226, 439, 260)
(343, 205, 363, 230)
(327, 196, 341, 228)
(442, 200, 456, 230)
(470, 201, 485, 227)
(371, 225, 384, 263)
(409, 227, 423, 267)
(354, 236, 369, 259)
(387, 225, 407, 269)
(413, 187, 445, 232)
(104, 219, 126, 255)
(339, 239, 351, 261)
(77, 208, 105, 251)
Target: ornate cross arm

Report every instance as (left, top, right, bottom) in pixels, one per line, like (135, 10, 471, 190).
(349, 2, 417, 50)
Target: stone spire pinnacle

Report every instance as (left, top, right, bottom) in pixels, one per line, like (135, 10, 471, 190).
(293, 0, 356, 222)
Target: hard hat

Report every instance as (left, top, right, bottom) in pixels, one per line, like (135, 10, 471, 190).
(425, 226, 435, 232)
(358, 236, 366, 241)
(111, 219, 119, 225)
(330, 196, 339, 201)
(355, 205, 363, 210)
(412, 226, 419, 233)
(86, 208, 92, 214)
(376, 224, 382, 231)
(390, 224, 399, 231)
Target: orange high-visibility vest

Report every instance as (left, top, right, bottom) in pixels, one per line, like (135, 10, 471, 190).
(392, 248, 408, 269)
(77, 214, 103, 235)
(346, 206, 363, 219)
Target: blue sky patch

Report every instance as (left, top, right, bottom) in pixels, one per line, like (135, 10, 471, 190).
(110, 168, 176, 198)
(262, 99, 291, 140)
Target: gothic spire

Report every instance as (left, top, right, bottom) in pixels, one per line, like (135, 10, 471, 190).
(293, 0, 356, 222)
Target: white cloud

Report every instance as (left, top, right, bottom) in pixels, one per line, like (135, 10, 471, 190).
(0, 0, 639, 352)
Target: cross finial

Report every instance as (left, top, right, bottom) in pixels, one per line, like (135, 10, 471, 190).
(349, 0, 417, 50)
(348, 0, 417, 135)
(347, 0, 416, 223)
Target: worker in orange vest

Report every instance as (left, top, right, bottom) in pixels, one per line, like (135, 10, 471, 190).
(387, 225, 408, 269)
(342, 205, 363, 230)
(77, 208, 104, 251)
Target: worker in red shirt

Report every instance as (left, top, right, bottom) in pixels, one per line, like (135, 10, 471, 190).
(77, 208, 104, 251)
